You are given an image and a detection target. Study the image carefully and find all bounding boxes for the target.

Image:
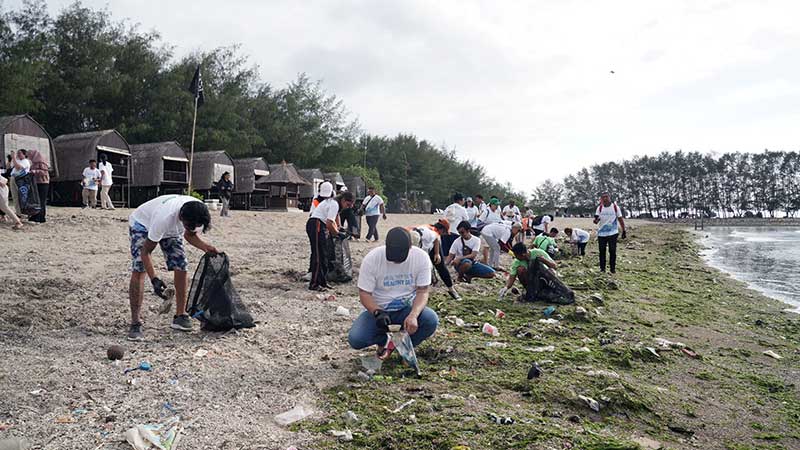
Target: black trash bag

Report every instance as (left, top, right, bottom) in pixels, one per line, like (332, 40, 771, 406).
(15, 173, 41, 216)
(326, 232, 353, 283)
(523, 259, 575, 305)
(188, 253, 255, 331)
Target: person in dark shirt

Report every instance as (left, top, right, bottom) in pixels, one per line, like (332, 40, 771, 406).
(217, 172, 233, 217)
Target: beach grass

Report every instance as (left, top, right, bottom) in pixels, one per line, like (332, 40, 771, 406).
(301, 225, 800, 449)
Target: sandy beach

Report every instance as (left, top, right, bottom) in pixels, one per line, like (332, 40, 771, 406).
(1, 209, 798, 449)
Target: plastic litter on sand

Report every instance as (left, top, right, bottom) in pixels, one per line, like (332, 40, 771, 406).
(274, 405, 314, 426)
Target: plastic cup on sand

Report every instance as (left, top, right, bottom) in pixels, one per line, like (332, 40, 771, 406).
(482, 323, 499, 337)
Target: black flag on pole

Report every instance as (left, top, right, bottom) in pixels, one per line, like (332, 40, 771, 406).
(189, 65, 205, 107)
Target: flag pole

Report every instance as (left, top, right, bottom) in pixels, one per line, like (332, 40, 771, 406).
(187, 95, 199, 194)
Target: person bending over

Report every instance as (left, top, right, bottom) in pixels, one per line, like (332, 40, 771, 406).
(409, 219, 461, 300)
(445, 221, 495, 283)
(532, 228, 559, 256)
(127, 195, 219, 341)
(499, 243, 574, 304)
(348, 227, 439, 356)
(563, 227, 590, 256)
(480, 221, 522, 269)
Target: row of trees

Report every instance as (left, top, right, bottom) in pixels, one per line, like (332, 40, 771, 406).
(0, 1, 526, 208)
(531, 150, 800, 218)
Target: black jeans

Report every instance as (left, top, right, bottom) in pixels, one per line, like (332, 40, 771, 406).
(598, 233, 618, 273)
(429, 247, 453, 288)
(29, 183, 48, 223)
(340, 208, 360, 238)
(577, 242, 586, 256)
(440, 233, 458, 256)
(365, 215, 380, 241)
(306, 218, 329, 289)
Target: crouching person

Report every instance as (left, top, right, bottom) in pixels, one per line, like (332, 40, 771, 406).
(499, 243, 574, 304)
(348, 227, 439, 356)
(127, 195, 219, 341)
(446, 220, 495, 283)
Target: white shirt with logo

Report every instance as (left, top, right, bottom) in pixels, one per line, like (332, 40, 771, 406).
(357, 246, 432, 311)
(595, 202, 622, 237)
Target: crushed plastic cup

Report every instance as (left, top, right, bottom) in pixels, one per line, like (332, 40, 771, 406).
(495, 309, 506, 319)
(543, 306, 556, 317)
(274, 404, 314, 426)
(335, 306, 349, 316)
(482, 323, 499, 337)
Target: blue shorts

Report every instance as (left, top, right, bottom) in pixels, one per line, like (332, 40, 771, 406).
(129, 222, 187, 272)
(460, 258, 496, 277)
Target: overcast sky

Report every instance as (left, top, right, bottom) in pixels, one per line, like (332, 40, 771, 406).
(10, 0, 800, 193)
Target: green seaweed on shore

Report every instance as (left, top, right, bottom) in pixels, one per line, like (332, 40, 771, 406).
(303, 226, 800, 449)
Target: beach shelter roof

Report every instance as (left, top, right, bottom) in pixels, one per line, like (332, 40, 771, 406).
(264, 161, 310, 186)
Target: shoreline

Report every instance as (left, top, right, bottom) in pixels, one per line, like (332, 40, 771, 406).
(653, 217, 800, 227)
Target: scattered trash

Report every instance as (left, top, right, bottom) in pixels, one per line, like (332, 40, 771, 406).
(107, 345, 125, 361)
(193, 349, 208, 358)
(575, 347, 591, 353)
(29, 389, 46, 396)
(543, 306, 556, 317)
(385, 399, 415, 414)
(486, 342, 508, 348)
(681, 348, 700, 359)
(527, 362, 542, 379)
(754, 319, 765, 327)
(654, 338, 685, 349)
(386, 325, 421, 375)
(446, 315, 466, 327)
(482, 323, 499, 337)
(335, 306, 350, 317)
(343, 410, 359, 425)
(527, 345, 555, 353)
(162, 403, 179, 415)
(55, 416, 75, 424)
(360, 355, 383, 372)
(763, 350, 783, 360)
(0, 437, 31, 450)
(124, 361, 152, 374)
(355, 371, 371, 381)
(274, 404, 314, 426)
(574, 306, 588, 319)
(372, 375, 393, 382)
(586, 369, 620, 379)
(124, 417, 183, 450)
(329, 429, 353, 442)
(578, 395, 601, 412)
(407, 414, 418, 424)
(644, 347, 661, 358)
(495, 309, 506, 319)
(590, 293, 604, 305)
(487, 413, 515, 424)
(538, 318, 559, 325)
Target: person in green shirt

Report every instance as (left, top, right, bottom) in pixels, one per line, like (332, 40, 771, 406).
(532, 228, 559, 252)
(498, 243, 574, 304)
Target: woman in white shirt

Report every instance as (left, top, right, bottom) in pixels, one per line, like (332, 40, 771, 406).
(8, 150, 31, 216)
(306, 182, 339, 291)
(465, 197, 479, 227)
(479, 198, 503, 225)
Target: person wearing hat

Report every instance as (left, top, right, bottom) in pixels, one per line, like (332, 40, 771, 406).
(479, 197, 503, 225)
(445, 221, 496, 282)
(480, 221, 523, 269)
(409, 218, 461, 300)
(306, 181, 339, 291)
(348, 227, 439, 354)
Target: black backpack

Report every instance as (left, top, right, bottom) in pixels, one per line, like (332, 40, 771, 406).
(531, 215, 543, 226)
(188, 253, 255, 331)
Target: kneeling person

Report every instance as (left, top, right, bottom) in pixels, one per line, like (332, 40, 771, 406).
(564, 227, 590, 256)
(499, 243, 574, 304)
(127, 195, 219, 341)
(446, 221, 495, 282)
(348, 227, 439, 355)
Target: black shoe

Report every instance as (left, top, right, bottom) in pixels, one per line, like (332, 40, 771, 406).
(127, 323, 144, 341)
(170, 314, 193, 331)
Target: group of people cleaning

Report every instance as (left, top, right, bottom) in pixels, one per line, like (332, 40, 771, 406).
(0, 148, 52, 229)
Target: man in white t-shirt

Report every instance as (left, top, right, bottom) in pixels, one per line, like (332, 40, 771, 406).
(307, 182, 340, 290)
(480, 222, 522, 269)
(532, 214, 553, 236)
(441, 193, 470, 255)
(127, 195, 219, 341)
(593, 192, 626, 273)
(361, 186, 386, 242)
(348, 227, 439, 355)
(446, 220, 496, 282)
(474, 194, 488, 219)
(98, 153, 115, 210)
(502, 200, 521, 222)
(81, 159, 102, 209)
(563, 227, 590, 256)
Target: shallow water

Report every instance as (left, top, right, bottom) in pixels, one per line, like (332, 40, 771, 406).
(701, 227, 800, 312)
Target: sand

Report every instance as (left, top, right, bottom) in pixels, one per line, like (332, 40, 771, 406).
(0, 207, 605, 449)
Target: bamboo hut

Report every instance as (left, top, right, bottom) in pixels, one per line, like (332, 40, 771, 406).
(188, 150, 235, 200)
(297, 168, 324, 211)
(324, 172, 346, 192)
(342, 175, 366, 201)
(232, 157, 270, 210)
(0, 114, 59, 179)
(129, 141, 189, 207)
(52, 130, 131, 207)
(264, 162, 309, 211)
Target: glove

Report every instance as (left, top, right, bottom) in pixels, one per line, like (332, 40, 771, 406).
(498, 287, 508, 300)
(151, 277, 168, 299)
(621, 229, 627, 240)
(373, 309, 391, 331)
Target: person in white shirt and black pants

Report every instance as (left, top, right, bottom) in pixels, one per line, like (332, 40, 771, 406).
(593, 192, 626, 273)
(307, 182, 339, 290)
(361, 187, 386, 242)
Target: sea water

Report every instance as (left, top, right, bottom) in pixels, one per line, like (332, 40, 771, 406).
(701, 227, 800, 312)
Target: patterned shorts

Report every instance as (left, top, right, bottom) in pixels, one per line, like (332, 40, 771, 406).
(129, 225, 187, 272)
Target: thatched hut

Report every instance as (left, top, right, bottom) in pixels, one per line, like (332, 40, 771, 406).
(297, 168, 324, 211)
(129, 141, 189, 207)
(188, 150, 235, 199)
(323, 172, 346, 192)
(52, 130, 131, 206)
(342, 175, 366, 201)
(232, 157, 270, 210)
(0, 114, 59, 179)
(264, 162, 309, 211)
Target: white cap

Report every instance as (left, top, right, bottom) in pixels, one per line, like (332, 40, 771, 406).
(319, 181, 334, 198)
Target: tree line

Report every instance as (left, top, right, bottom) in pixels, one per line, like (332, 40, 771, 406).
(531, 150, 800, 218)
(0, 1, 526, 208)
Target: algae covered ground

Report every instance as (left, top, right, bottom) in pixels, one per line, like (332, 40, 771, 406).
(302, 225, 800, 449)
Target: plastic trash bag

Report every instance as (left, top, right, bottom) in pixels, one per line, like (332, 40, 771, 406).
(388, 326, 420, 375)
(14, 173, 40, 216)
(326, 233, 353, 283)
(125, 417, 182, 450)
(188, 253, 255, 332)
